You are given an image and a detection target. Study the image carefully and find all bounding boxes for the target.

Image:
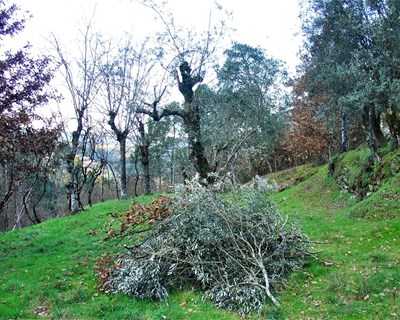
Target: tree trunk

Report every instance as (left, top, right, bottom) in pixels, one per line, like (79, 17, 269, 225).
(170, 122, 176, 185)
(178, 61, 211, 182)
(66, 159, 80, 213)
(327, 134, 335, 175)
(138, 120, 151, 195)
(101, 176, 105, 202)
(70, 187, 80, 213)
(140, 143, 151, 195)
(118, 137, 128, 199)
(386, 107, 400, 149)
(185, 113, 211, 180)
(340, 112, 349, 152)
(371, 109, 385, 148)
(180, 163, 188, 183)
(107, 163, 120, 199)
(88, 161, 104, 206)
(132, 147, 140, 197)
(66, 116, 83, 213)
(362, 105, 379, 163)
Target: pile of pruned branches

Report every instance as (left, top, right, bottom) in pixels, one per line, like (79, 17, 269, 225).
(97, 176, 312, 316)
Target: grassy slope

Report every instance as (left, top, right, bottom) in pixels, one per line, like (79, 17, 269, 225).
(270, 166, 399, 319)
(1, 149, 399, 319)
(0, 197, 239, 320)
(268, 147, 400, 319)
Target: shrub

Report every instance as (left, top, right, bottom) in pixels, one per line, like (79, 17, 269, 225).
(98, 177, 311, 316)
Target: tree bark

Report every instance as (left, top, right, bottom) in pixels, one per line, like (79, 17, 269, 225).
(119, 137, 128, 199)
(340, 112, 349, 152)
(327, 133, 335, 175)
(67, 124, 83, 213)
(184, 111, 211, 180)
(138, 120, 151, 195)
(371, 109, 385, 148)
(140, 144, 151, 195)
(386, 107, 400, 149)
(178, 61, 211, 181)
(362, 105, 380, 163)
(132, 147, 140, 197)
(108, 111, 129, 199)
(88, 160, 104, 206)
(170, 121, 176, 185)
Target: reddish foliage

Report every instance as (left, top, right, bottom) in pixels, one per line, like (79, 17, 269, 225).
(282, 77, 331, 163)
(0, 2, 61, 227)
(96, 196, 173, 291)
(94, 253, 116, 293)
(104, 196, 172, 242)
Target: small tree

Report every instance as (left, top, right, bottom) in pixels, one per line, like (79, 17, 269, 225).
(283, 75, 331, 164)
(51, 18, 106, 212)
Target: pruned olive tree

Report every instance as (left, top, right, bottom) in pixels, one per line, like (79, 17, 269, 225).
(135, 0, 230, 182)
(184, 43, 289, 182)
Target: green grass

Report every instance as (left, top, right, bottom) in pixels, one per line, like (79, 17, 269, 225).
(0, 196, 242, 320)
(264, 163, 319, 191)
(1, 149, 400, 319)
(271, 164, 400, 319)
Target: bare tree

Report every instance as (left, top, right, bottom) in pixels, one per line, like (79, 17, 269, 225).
(99, 38, 158, 199)
(51, 18, 105, 212)
(83, 129, 108, 206)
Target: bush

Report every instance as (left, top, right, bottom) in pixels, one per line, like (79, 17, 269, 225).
(99, 177, 311, 316)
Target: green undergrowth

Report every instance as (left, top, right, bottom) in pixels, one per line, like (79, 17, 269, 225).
(331, 147, 372, 199)
(349, 147, 400, 220)
(1, 148, 399, 319)
(270, 148, 400, 319)
(330, 146, 400, 220)
(264, 163, 319, 191)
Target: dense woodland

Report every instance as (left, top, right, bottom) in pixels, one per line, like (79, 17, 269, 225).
(1, 0, 399, 231)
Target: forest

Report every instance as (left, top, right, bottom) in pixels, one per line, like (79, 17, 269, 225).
(0, 0, 399, 318)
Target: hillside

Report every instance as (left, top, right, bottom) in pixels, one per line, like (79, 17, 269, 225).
(268, 148, 400, 319)
(0, 148, 399, 319)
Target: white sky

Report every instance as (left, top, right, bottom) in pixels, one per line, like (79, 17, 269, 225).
(9, 0, 303, 138)
(15, 0, 302, 74)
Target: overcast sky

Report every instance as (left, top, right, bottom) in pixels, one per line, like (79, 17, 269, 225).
(15, 0, 302, 74)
